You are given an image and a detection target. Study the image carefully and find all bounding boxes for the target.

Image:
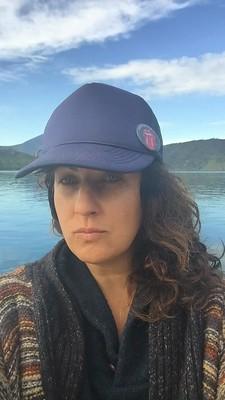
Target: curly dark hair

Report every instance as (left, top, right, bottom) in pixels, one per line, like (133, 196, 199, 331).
(38, 161, 224, 322)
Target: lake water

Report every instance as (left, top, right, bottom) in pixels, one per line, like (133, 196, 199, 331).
(0, 171, 224, 273)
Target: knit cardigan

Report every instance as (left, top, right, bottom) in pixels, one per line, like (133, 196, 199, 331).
(0, 242, 225, 400)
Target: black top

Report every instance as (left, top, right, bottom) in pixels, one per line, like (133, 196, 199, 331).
(57, 247, 149, 400)
(29, 239, 204, 400)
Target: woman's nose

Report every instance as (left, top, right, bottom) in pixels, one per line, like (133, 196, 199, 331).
(73, 184, 100, 216)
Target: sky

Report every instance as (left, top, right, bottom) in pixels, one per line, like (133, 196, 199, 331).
(0, 0, 225, 146)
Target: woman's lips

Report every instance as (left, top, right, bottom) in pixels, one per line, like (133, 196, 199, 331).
(74, 228, 106, 240)
(75, 228, 105, 233)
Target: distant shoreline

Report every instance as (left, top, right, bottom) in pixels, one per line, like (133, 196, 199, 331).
(1, 170, 225, 174)
(173, 170, 225, 174)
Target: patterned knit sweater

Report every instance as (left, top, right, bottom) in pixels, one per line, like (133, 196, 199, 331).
(0, 244, 225, 400)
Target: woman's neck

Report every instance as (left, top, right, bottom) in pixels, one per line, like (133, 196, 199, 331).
(86, 253, 133, 291)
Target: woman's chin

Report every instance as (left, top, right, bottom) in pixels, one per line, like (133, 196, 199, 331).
(68, 246, 112, 266)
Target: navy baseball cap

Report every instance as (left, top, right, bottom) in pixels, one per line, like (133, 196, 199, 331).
(16, 82, 163, 178)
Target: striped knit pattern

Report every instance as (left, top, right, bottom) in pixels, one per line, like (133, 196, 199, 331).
(0, 266, 45, 400)
(0, 264, 225, 400)
(203, 291, 225, 399)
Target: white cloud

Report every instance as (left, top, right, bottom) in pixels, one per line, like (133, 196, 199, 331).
(64, 52, 225, 96)
(0, 69, 20, 82)
(0, 56, 46, 82)
(0, 0, 203, 60)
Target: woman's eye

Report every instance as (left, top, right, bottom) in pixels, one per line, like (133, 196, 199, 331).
(103, 173, 121, 183)
(56, 173, 122, 189)
(59, 175, 78, 186)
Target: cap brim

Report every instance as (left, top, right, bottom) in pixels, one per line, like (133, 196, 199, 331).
(15, 143, 155, 178)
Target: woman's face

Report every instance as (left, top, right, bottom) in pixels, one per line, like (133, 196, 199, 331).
(54, 167, 142, 267)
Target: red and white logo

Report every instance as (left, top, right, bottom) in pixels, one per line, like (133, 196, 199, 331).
(136, 124, 160, 152)
(143, 128, 157, 150)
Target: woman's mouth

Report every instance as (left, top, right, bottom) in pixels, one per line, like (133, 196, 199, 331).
(74, 228, 106, 240)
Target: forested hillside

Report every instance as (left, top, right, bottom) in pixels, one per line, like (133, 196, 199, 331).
(1, 137, 225, 171)
(164, 139, 225, 171)
(0, 148, 34, 170)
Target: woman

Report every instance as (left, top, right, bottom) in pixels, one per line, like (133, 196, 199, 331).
(0, 82, 224, 400)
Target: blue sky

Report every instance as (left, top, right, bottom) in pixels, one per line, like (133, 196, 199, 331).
(0, 0, 225, 146)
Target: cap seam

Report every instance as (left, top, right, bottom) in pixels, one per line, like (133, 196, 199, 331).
(41, 141, 160, 154)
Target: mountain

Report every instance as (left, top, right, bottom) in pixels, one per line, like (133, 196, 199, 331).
(12, 134, 43, 156)
(0, 135, 42, 171)
(0, 147, 35, 170)
(164, 139, 225, 171)
(0, 136, 225, 171)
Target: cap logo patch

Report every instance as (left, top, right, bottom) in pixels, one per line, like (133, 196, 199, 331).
(136, 124, 160, 151)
